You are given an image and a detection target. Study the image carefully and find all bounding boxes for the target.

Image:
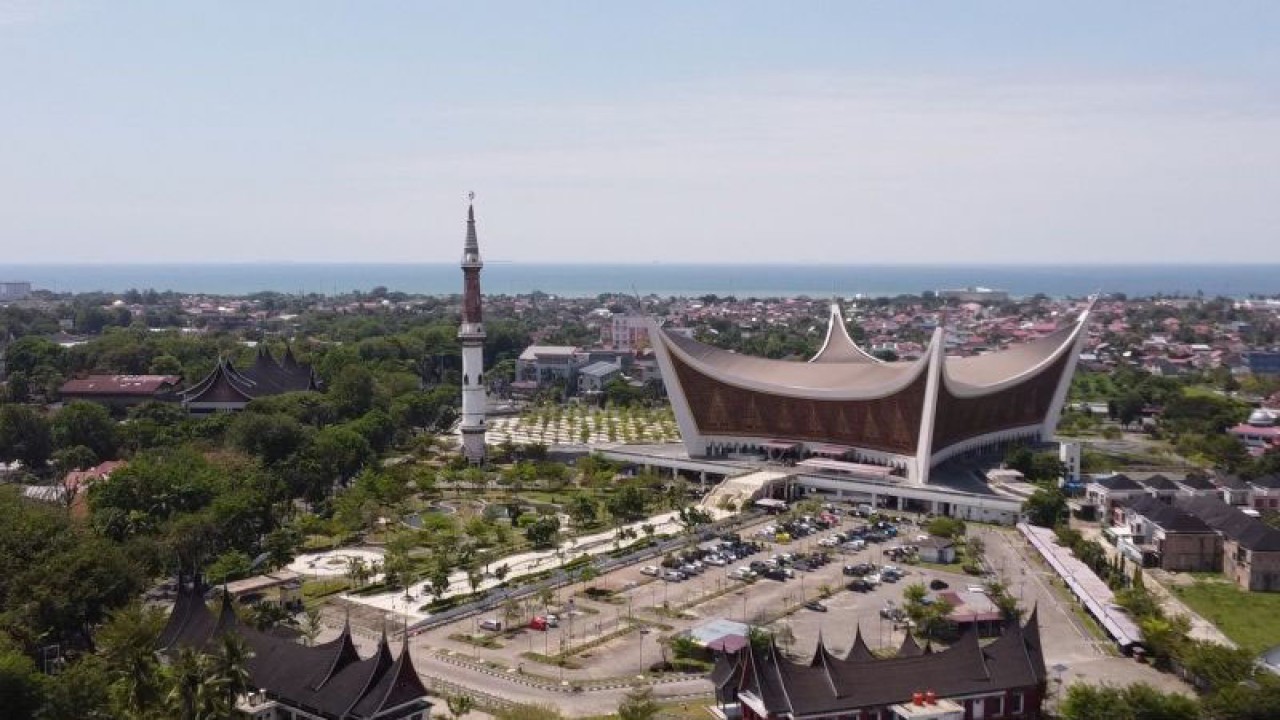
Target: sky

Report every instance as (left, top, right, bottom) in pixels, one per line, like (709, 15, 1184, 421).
(2, 1, 1279, 264)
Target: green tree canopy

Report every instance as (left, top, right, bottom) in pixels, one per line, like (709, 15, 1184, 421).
(0, 403, 53, 469)
(52, 401, 118, 462)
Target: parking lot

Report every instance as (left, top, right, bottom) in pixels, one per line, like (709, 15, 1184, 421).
(348, 511, 1193, 715)
(413, 510, 954, 678)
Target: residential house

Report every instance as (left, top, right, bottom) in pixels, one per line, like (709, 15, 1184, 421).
(1117, 496, 1222, 572)
(1248, 475, 1280, 512)
(1213, 473, 1254, 506)
(1086, 474, 1147, 521)
(1177, 496, 1280, 591)
(1135, 474, 1181, 504)
(1174, 473, 1219, 498)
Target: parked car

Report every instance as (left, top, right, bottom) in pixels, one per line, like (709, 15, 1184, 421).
(762, 568, 789, 582)
(640, 566, 660, 577)
(929, 579, 949, 591)
(847, 579, 872, 592)
(804, 600, 828, 612)
(479, 618, 503, 631)
(663, 570, 685, 582)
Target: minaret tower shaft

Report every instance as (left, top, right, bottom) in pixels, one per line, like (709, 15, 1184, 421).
(458, 200, 487, 463)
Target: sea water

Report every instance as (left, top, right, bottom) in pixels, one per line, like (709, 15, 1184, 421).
(1, 263, 1278, 299)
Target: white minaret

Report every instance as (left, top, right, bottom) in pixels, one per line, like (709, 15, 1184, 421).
(458, 197, 487, 464)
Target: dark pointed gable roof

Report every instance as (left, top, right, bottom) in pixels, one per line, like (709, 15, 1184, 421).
(347, 637, 431, 719)
(729, 615, 1048, 717)
(842, 627, 875, 662)
(181, 347, 318, 407)
(156, 583, 429, 718)
(897, 632, 924, 657)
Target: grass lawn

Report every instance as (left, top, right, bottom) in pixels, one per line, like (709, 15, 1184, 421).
(1170, 579, 1280, 654)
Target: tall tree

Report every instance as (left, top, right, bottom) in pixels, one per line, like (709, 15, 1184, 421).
(51, 401, 118, 462)
(0, 404, 53, 469)
(210, 633, 254, 716)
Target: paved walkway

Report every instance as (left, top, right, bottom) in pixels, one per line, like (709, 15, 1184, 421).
(334, 503, 733, 621)
(699, 469, 789, 512)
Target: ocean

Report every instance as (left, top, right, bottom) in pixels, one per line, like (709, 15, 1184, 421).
(2, 263, 1278, 299)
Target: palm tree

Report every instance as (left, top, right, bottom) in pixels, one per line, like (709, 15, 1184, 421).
(211, 633, 255, 717)
(301, 607, 324, 646)
(98, 603, 166, 719)
(166, 646, 212, 720)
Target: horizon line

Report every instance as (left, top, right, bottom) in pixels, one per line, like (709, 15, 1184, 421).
(3, 260, 1278, 268)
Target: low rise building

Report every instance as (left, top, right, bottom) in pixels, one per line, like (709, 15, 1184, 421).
(60, 374, 181, 409)
(711, 613, 1047, 720)
(159, 579, 431, 720)
(1248, 475, 1280, 512)
(181, 346, 318, 413)
(516, 345, 588, 387)
(577, 360, 623, 394)
(1086, 474, 1147, 519)
(918, 536, 957, 564)
(1174, 473, 1219, 498)
(1178, 496, 1280, 591)
(1118, 496, 1222, 572)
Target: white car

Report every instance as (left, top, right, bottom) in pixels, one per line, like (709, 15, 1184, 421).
(864, 573, 882, 585)
(705, 555, 727, 566)
(640, 566, 660, 577)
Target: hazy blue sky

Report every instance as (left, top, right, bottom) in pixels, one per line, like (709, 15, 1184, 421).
(3, 2, 1279, 264)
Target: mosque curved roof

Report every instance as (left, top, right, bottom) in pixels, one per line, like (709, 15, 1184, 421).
(654, 305, 1087, 401)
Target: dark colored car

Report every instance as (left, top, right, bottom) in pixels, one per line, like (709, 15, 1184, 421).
(929, 579, 949, 591)
(762, 568, 789, 582)
(804, 600, 828, 612)
(847, 579, 872, 592)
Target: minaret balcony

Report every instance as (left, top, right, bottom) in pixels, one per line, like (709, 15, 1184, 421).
(458, 323, 486, 339)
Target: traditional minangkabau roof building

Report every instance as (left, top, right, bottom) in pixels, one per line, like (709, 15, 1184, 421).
(157, 581, 431, 720)
(181, 345, 319, 413)
(711, 614, 1048, 720)
(648, 300, 1092, 483)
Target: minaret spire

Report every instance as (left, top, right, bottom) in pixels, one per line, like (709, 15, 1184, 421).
(458, 194, 487, 464)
